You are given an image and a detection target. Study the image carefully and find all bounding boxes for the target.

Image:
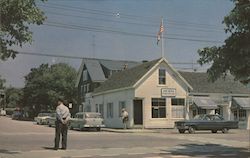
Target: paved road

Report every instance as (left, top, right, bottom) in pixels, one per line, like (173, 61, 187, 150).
(0, 116, 250, 158)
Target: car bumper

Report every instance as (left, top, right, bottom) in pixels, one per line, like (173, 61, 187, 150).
(83, 124, 105, 128)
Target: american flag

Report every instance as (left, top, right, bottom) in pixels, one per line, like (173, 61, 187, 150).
(157, 19, 164, 45)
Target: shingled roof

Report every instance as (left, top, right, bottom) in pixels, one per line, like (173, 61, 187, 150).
(179, 71, 250, 94)
(94, 58, 161, 94)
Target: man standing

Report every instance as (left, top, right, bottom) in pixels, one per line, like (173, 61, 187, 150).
(54, 98, 71, 150)
(121, 108, 129, 129)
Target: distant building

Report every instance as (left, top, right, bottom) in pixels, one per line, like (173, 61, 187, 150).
(91, 58, 250, 129)
(75, 58, 140, 112)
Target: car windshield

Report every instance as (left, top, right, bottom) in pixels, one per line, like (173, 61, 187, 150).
(85, 113, 101, 118)
(193, 115, 205, 120)
(38, 113, 50, 117)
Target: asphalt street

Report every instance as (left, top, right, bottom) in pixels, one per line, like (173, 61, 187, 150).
(0, 116, 250, 158)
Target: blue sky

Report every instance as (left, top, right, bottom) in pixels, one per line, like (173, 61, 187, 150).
(0, 0, 233, 87)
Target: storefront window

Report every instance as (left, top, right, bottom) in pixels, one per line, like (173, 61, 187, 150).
(152, 98, 166, 118)
(233, 109, 246, 121)
(171, 98, 185, 118)
(107, 103, 113, 118)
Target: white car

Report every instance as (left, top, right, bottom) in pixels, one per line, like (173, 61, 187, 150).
(47, 113, 56, 127)
(34, 113, 52, 125)
(70, 112, 105, 131)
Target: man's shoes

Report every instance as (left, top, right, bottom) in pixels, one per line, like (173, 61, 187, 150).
(54, 147, 58, 150)
(61, 147, 66, 150)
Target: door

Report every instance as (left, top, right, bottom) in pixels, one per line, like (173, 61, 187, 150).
(133, 100, 143, 125)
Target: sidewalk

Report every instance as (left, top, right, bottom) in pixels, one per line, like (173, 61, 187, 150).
(102, 128, 159, 133)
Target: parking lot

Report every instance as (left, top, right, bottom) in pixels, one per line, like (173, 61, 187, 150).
(0, 116, 250, 158)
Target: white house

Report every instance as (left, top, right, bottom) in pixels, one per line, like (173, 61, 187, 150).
(90, 57, 250, 129)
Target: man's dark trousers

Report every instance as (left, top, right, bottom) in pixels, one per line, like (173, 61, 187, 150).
(54, 120, 68, 149)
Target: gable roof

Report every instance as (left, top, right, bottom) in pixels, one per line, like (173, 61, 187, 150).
(75, 58, 140, 87)
(84, 59, 106, 82)
(94, 58, 161, 94)
(94, 58, 193, 95)
(179, 71, 250, 94)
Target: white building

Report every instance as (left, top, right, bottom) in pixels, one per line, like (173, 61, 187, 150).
(88, 58, 250, 129)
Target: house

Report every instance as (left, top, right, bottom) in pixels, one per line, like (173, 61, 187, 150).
(75, 58, 140, 112)
(92, 57, 250, 129)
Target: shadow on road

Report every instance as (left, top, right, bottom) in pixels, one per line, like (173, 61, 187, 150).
(0, 149, 20, 154)
(42, 146, 55, 150)
(160, 143, 250, 158)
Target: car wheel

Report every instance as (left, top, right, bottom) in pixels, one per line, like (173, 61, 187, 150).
(222, 128, 228, 133)
(178, 129, 185, 133)
(188, 126, 195, 134)
(48, 124, 51, 127)
(96, 127, 101, 132)
(211, 130, 217, 133)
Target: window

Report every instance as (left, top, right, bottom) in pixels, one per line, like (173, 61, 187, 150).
(233, 109, 246, 121)
(84, 85, 87, 93)
(107, 103, 113, 118)
(119, 101, 126, 117)
(83, 70, 88, 81)
(86, 83, 90, 93)
(152, 98, 166, 118)
(96, 104, 104, 117)
(171, 98, 185, 118)
(80, 85, 84, 95)
(198, 108, 206, 115)
(159, 69, 166, 85)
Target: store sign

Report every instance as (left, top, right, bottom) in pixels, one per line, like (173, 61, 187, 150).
(161, 88, 176, 97)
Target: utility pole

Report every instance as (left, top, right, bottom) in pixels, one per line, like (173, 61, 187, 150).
(161, 17, 164, 58)
(92, 35, 96, 58)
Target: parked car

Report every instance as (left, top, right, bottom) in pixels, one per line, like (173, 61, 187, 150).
(70, 112, 105, 131)
(175, 114, 238, 134)
(12, 110, 24, 120)
(34, 113, 52, 125)
(46, 113, 56, 127)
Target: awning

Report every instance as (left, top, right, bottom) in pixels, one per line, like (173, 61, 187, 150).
(233, 98, 250, 110)
(193, 97, 218, 110)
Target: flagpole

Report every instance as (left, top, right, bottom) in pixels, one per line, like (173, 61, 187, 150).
(161, 17, 164, 58)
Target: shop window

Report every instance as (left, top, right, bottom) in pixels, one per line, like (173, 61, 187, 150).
(171, 98, 185, 118)
(119, 101, 126, 117)
(107, 103, 113, 118)
(239, 109, 246, 121)
(159, 69, 166, 85)
(215, 107, 223, 116)
(152, 98, 166, 118)
(198, 108, 206, 115)
(96, 104, 104, 117)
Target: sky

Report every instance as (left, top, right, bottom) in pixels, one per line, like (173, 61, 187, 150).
(0, 0, 234, 88)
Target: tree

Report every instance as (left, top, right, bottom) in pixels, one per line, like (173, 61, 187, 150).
(198, 0, 250, 83)
(0, 0, 46, 60)
(5, 87, 23, 108)
(23, 63, 77, 115)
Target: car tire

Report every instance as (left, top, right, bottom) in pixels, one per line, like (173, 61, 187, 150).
(96, 127, 101, 132)
(211, 130, 217, 133)
(188, 126, 195, 134)
(222, 128, 228, 133)
(178, 129, 185, 133)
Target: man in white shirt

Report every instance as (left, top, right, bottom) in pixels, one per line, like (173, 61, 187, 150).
(121, 108, 129, 129)
(54, 98, 71, 150)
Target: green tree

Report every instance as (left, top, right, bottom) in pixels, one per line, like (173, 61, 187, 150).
(23, 63, 77, 115)
(198, 0, 250, 83)
(0, 0, 46, 60)
(5, 87, 23, 108)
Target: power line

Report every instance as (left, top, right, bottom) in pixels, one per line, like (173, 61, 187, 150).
(43, 21, 224, 44)
(39, 3, 225, 31)
(17, 51, 200, 65)
(45, 11, 225, 34)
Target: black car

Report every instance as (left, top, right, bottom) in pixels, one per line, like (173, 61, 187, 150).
(175, 114, 238, 134)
